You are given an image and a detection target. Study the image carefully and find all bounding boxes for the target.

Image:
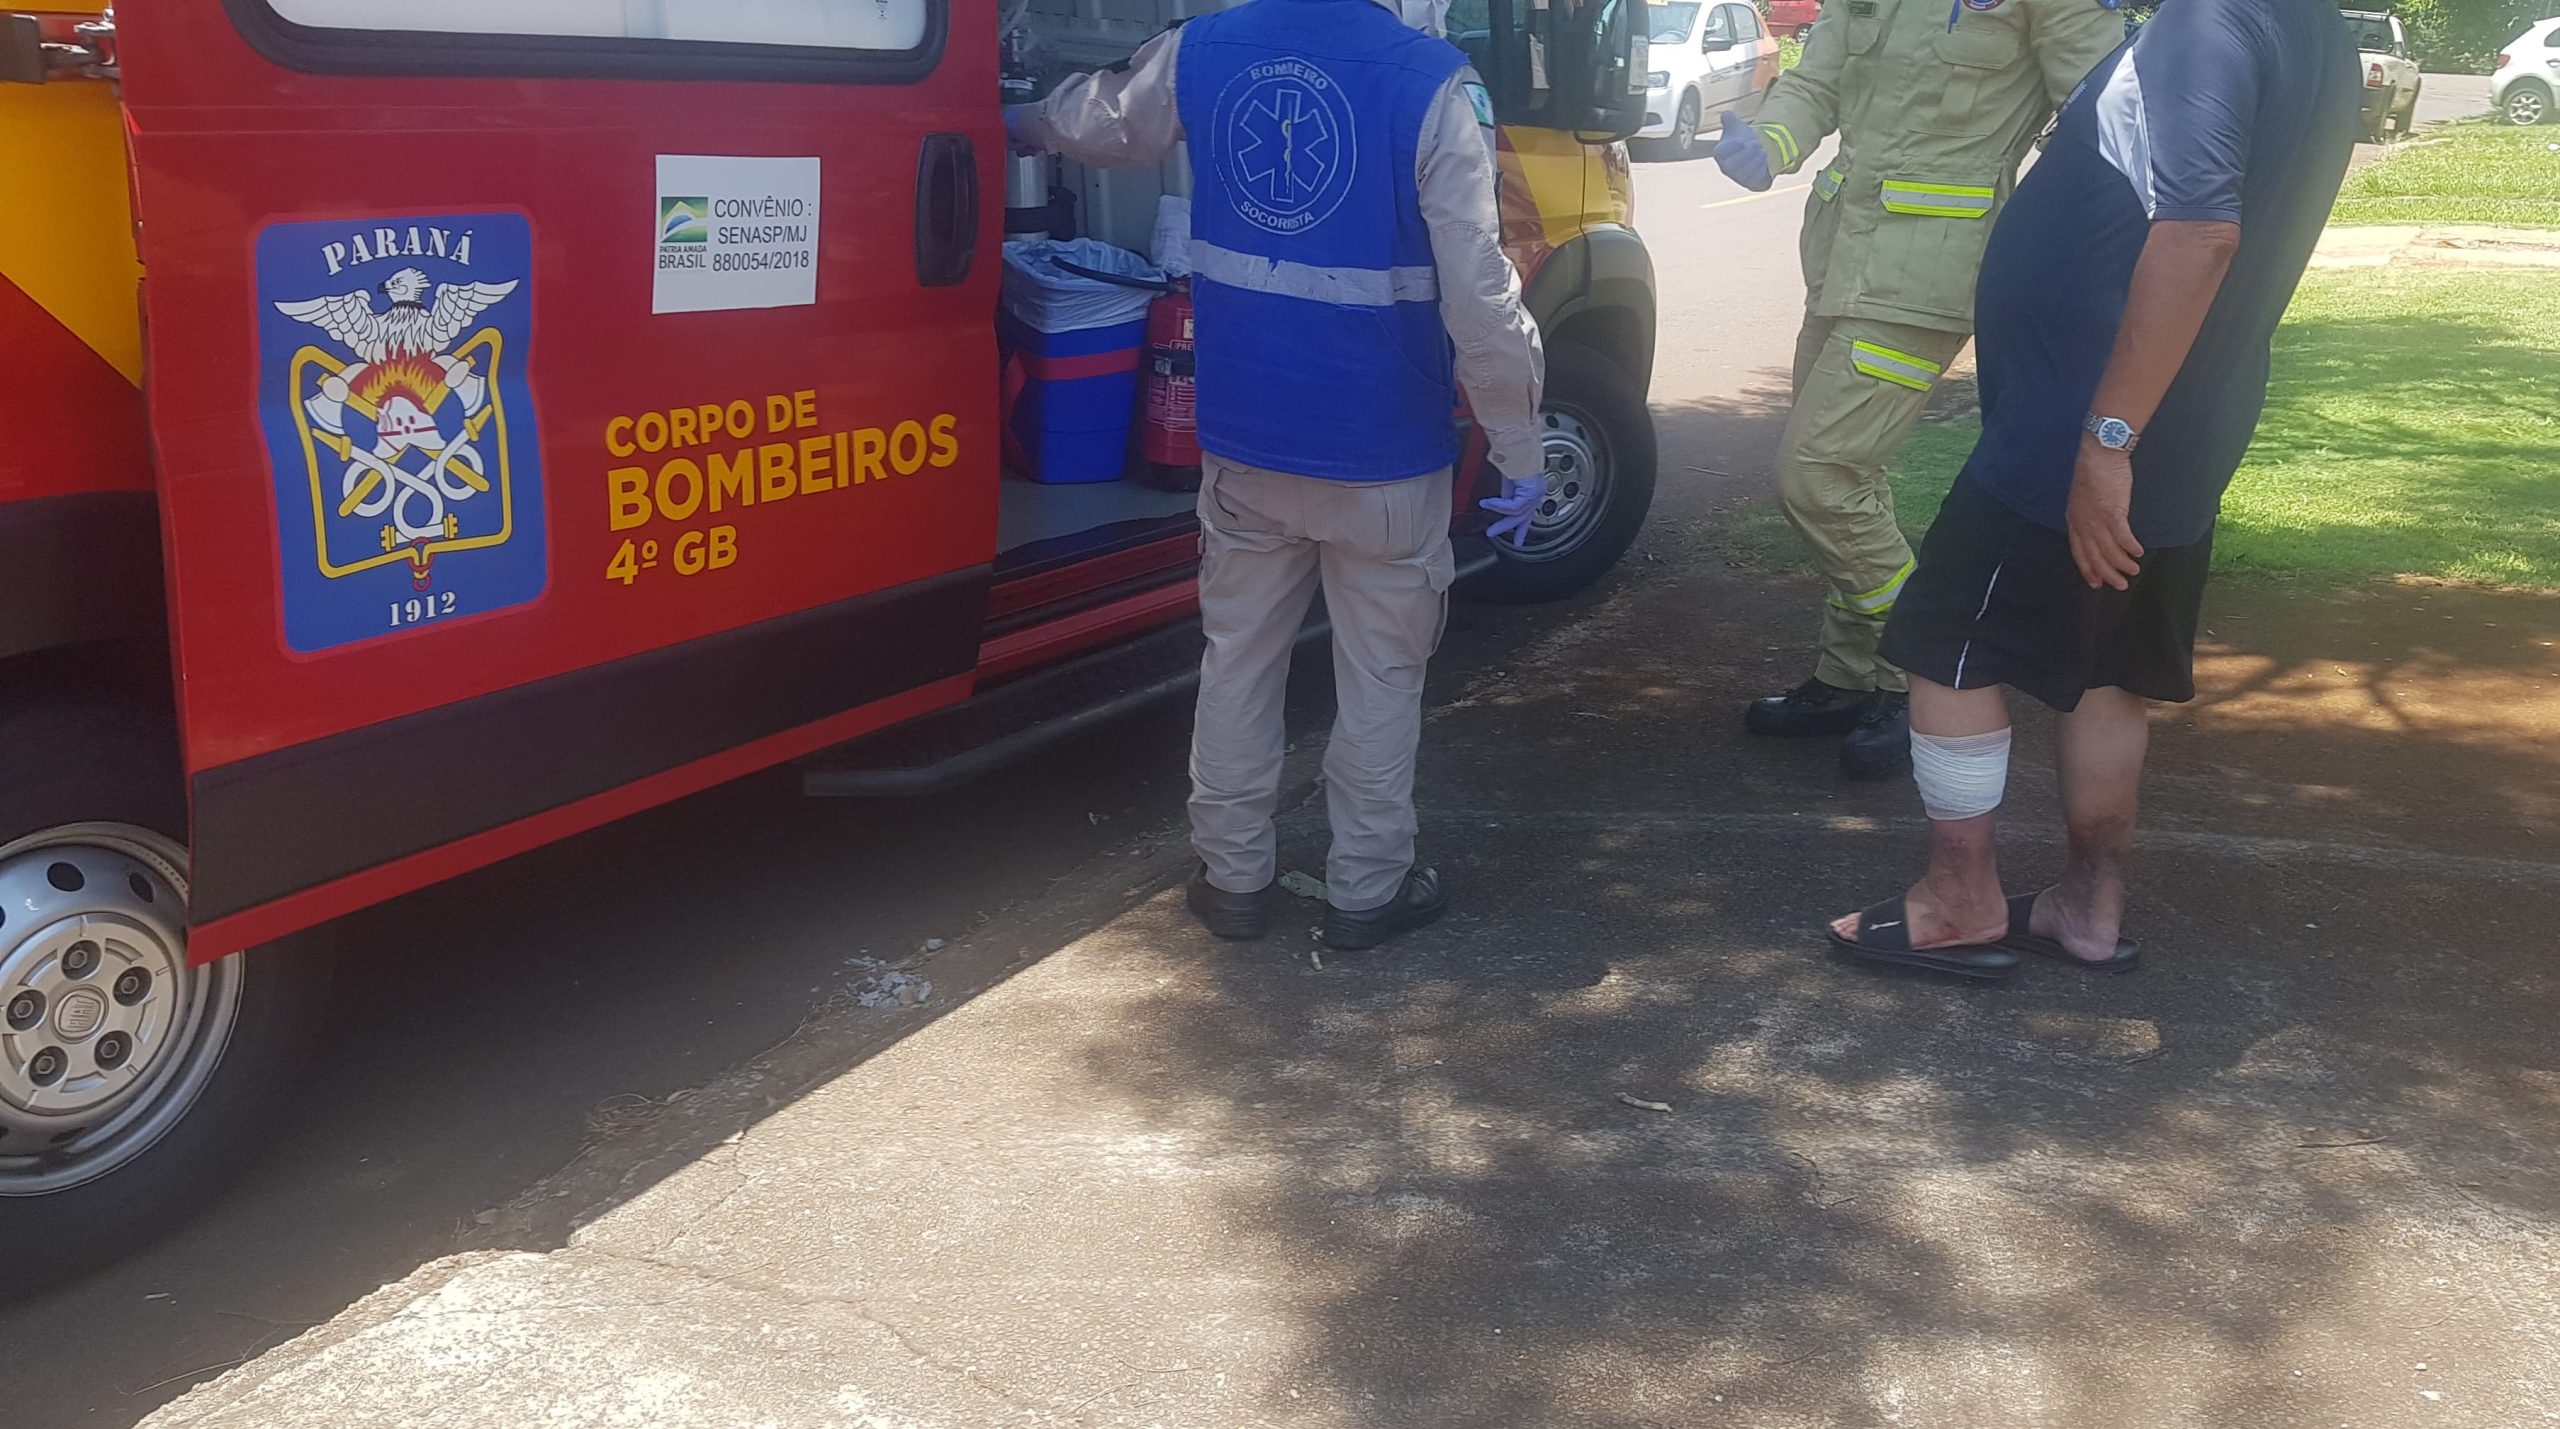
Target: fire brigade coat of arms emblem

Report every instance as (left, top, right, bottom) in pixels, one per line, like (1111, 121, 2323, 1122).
(255, 211, 547, 654)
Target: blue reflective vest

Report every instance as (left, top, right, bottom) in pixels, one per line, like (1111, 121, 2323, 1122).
(1175, 0, 1466, 482)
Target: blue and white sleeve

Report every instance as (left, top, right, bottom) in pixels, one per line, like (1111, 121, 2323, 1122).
(2091, 0, 2263, 222)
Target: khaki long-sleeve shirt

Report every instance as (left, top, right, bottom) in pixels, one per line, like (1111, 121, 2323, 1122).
(1008, 0, 1548, 481)
(1750, 0, 2125, 332)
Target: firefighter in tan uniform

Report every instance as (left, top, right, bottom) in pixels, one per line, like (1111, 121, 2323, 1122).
(1716, 0, 2124, 779)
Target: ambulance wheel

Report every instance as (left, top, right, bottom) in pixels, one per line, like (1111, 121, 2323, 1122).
(0, 695, 331, 1297)
(1463, 341, 1658, 605)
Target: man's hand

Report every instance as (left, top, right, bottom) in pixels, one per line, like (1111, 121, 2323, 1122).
(2066, 437, 2144, 591)
(1004, 104, 1048, 156)
(1714, 111, 1774, 192)
(1480, 473, 1551, 548)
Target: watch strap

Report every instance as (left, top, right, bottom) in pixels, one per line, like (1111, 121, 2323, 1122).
(2084, 413, 2141, 451)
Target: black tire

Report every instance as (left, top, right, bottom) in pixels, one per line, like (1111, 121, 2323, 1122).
(1631, 91, 1702, 162)
(0, 695, 331, 1297)
(2506, 81, 2553, 127)
(1462, 341, 1658, 605)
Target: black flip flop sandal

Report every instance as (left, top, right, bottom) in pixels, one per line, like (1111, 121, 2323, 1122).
(2000, 893, 2142, 974)
(1826, 897, 2019, 981)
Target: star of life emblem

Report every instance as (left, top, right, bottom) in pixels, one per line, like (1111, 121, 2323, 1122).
(255, 213, 549, 654)
(1215, 59, 1360, 235)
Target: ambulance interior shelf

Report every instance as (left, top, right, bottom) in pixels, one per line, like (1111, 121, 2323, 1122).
(995, 480, 1196, 567)
(992, 11, 1205, 566)
(995, 236, 1198, 565)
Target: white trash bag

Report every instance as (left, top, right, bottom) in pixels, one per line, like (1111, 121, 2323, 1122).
(1001, 239, 1165, 335)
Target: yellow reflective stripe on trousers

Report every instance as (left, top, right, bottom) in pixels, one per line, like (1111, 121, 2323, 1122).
(1812, 164, 1845, 202)
(1849, 341, 1944, 393)
(1754, 122, 1801, 170)
(1827, 558, 1918, 618)
(1878, 179, 1995, 218)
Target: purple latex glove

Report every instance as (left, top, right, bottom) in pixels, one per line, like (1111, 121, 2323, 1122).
(1480, 473, 1551, 548)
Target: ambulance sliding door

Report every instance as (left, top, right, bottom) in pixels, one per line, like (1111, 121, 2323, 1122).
(120, 0, 1001, 958)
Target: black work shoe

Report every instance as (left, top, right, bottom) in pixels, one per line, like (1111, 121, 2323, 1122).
(1320, 867, 1447, 951)
(1188, 867, 1277, 941)
(1745, 678, 1870, 738)
(1840, 691, 1913, 782)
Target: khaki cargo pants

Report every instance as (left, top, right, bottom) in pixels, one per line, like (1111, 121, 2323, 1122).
(1778, 315, 1970, 694)
(1191, 457, 1456, 913)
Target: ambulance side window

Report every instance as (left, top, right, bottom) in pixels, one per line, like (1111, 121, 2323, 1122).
(1448, 0, 1566, 127)
(237, 0, 944, 78)
(265, 0, 929, 49)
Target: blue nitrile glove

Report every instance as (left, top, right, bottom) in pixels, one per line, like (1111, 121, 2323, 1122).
(1004, 104, 1046, 155)
(1480, 473, 1551, 548)
(1714, 110, 1774, 192)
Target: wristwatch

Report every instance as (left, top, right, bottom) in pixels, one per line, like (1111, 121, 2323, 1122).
(2084, 414, 2140, 452)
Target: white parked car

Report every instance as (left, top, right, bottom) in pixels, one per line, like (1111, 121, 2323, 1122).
(1636, 0, 1782, 162)
(2492, 17, 2560, 126)
(2342, 9, 2423, 141)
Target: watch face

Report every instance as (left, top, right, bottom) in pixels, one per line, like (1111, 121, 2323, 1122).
(2096, 418, 2134, 449)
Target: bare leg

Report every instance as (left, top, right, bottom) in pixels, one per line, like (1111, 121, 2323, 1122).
(1831, 676, 2011, 948)
(2035, 684, 2149, 961)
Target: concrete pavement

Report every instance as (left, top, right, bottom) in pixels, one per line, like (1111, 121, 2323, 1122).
(2313, 224, 2560, 269)
(139, 559, 2560, 1425)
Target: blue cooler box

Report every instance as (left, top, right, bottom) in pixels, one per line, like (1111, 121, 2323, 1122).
(1002, 311, 1147, 485)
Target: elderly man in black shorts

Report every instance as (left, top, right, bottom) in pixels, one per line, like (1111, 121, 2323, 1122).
(1825, 0, 2362, 979)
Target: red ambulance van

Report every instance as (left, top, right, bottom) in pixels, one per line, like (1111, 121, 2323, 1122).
(0, 0, 1658, 1285)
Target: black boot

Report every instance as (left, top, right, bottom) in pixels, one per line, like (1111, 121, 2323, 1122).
(1840, 691, 1912, 782)
(1745, 678, 1869, 738)
(1320, 867, 1447, 951)
(1187, 866, 1277, 941)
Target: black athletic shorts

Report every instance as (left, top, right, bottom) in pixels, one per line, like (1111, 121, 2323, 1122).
(1881, 476, 2216, 714)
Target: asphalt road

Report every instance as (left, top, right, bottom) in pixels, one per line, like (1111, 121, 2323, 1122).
(2362, 72, 2496, 164)
(3, 72, 2503, 1428)
(2409, 71, 2495, 129)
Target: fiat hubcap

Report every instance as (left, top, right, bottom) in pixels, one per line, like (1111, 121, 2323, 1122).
(1501, 405, 1614, 565)
(0, 826, 239, 1196)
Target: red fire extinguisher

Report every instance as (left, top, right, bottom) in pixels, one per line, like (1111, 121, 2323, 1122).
(1137, 282, 1201, 491)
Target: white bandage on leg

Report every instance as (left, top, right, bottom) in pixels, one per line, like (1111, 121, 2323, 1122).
(1910, 728, 2013, 822)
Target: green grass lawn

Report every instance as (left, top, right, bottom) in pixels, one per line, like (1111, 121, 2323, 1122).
(2330, 121, 2560, 228)
(1724, 267, 2560, 592)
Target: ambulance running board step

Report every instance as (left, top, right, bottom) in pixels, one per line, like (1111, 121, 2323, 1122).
(800, 613, 1315, 798)
(801, 544, 1495, 798)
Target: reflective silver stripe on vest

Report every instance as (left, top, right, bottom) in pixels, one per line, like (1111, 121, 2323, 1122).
(1191, 240, 1440, 308)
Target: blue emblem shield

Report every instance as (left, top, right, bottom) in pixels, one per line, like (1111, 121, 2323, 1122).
(255, 211, 547, 654)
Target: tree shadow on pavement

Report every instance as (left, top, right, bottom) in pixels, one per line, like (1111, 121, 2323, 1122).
(49, 374, 2559, 1428)
(1068, 392, 2560, 1425)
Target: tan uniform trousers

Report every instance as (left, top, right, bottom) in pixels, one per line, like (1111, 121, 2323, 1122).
(1192, 456, 1456, 912)
(1779, 314, 1971, 694)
